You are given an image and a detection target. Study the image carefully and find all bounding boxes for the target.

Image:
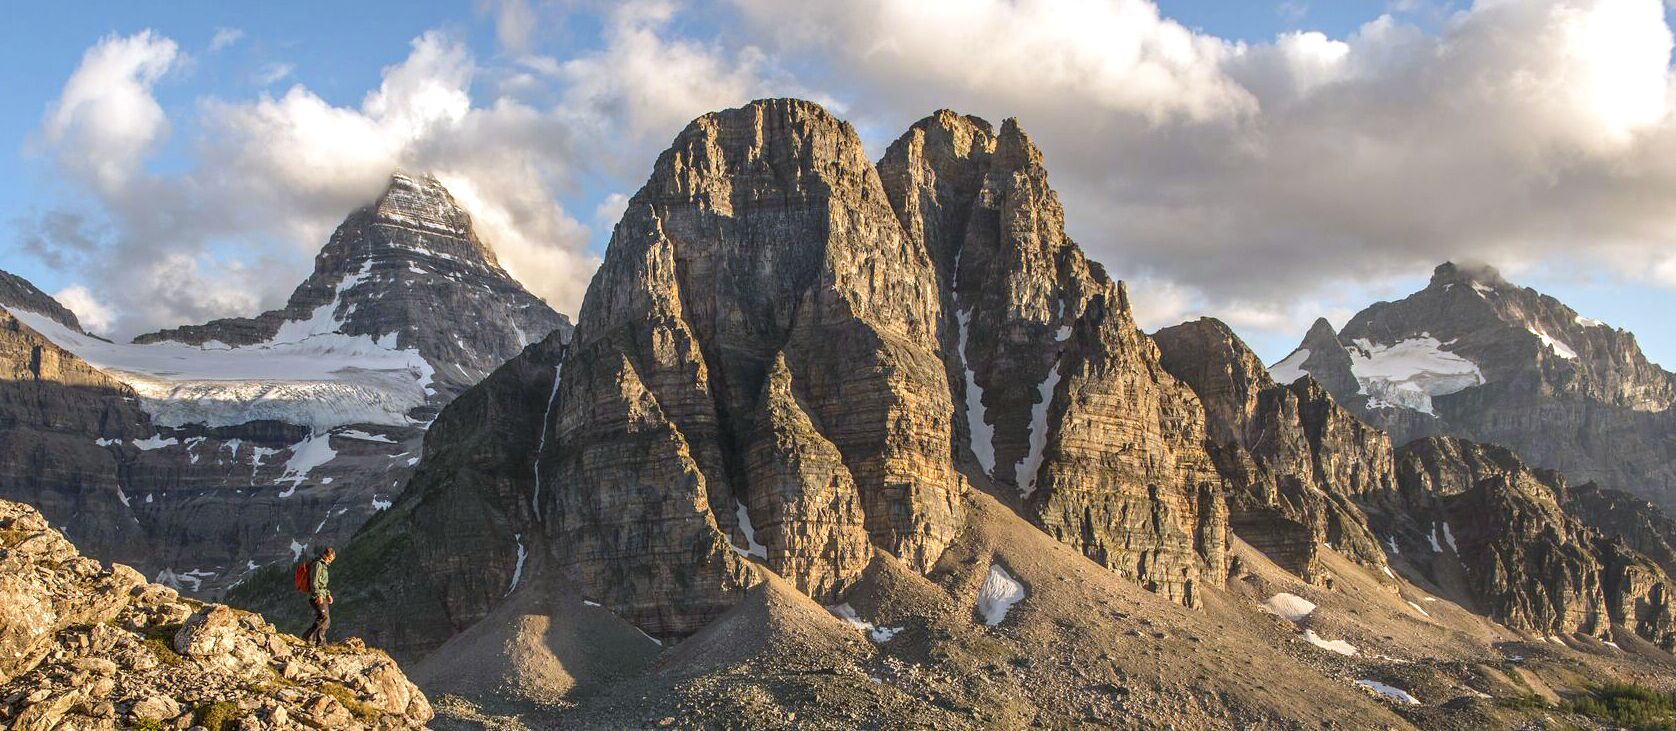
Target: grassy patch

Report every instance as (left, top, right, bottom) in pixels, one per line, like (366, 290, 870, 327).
(193, 701, 242, 731)
(1562, 681, 1676, 731)
(319, 682, 383, 722)
(131, 719, 166, 731)
(141, 637, 183, 667)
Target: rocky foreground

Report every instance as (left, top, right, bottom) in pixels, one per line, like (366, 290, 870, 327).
(0, 499, 431, 730)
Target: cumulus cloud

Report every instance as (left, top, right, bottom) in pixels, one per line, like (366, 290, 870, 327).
(730, 0, 1676, 351)
(28, 0, 1676, 360)
(52, 284, 115, 334)
(40, 30, 178, 193)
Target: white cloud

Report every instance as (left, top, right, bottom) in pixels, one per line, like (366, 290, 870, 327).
(252, 62, 294, 86)
(23, 13, 799, 337)
(41, 30, 179, 192)
(729, 0, 1676, 348)
(209, 27, 245, 52)
(480, 0, 537, 53)
(52, 284, 115, 335)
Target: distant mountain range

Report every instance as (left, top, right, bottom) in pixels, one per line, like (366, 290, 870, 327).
(1271, 261, 1676, 512)
(0, 171, 568, 596)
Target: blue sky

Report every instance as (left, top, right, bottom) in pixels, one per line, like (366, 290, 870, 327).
(3, 0, 1675, 369)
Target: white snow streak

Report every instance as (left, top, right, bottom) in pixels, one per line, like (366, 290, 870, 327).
(277, 433, 337, 491)
(506, 534, 528, 595)
(1356, 679, 1419, 705)
(731, 501, 768, 559)
(1528, 326, 1578, 360)
(828, 603, 904, 643)
(1302, 630, 1358, 656)
(131, 435, 178, 451)
(531, 364, 562, 518)
(956, 307, 995, 476)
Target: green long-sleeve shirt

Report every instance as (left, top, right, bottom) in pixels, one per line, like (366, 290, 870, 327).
(310, 557, 332, 601)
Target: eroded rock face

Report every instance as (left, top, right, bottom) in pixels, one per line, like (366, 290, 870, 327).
(0, 499, 431, 730)
(1277, 261, 1676, 511)
(1154, 318, 1389, 582)
(879, 111, 1228, 606)
(1378, 437, 1676, 648)
(539, 99, 959, 638)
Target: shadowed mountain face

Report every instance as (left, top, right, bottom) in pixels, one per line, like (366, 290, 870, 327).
(1273, 262, 1676, 511)
(0, 172, 569, 599)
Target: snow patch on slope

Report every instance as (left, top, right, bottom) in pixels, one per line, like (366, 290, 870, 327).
(828, 603, 903, 643)
(1356, 679, 1419, 705)
(1302, 629, 1358, 656)
(977, 564, 1026, 626)
(1016, 359, 1062, 498)
(1268, 348, 1310, 384)
(731, 501, 768, 559)
(1261, 593, 1317, 623)
(1347, 336, 1484, 415)
(1528, 326, 1578, 359)
(277, 433, 337, 491)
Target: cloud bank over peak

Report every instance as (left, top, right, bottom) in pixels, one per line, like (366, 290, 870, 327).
(15, 0, 1676, 358)
(21, 6, 798, 339)
(730, 0, 1676, 340)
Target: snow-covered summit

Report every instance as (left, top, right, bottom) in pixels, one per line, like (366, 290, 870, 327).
(9, 172, 568, 431)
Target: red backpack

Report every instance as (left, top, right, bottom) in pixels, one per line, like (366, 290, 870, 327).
(293, 561, 312, 593)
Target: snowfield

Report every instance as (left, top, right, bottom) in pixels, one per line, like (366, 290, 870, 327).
(8, 290, 434, 431)
(1268, 348, 1310, 384)
(1527, 326, 1578, 360)
(1347, 335, 1484, 415)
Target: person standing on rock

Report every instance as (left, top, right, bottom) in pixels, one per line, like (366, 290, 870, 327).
(303, 547, 336, 646)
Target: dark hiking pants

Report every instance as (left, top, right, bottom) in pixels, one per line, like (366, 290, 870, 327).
(304, 597, 330, 645)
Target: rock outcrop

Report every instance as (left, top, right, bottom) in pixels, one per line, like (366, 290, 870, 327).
(1154, 318, 1390, 582)
(0, 171, 569, 599)
(1378, 437, 1676, 648)
(879, 110, 1228, 606)
(1274, 261, 1676, 511)
(0, 498, 431, 730)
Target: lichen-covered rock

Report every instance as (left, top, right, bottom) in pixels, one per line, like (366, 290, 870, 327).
(0, 499, 430, 730)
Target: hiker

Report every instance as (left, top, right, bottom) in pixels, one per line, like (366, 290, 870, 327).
(299, 547, 336, 646)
